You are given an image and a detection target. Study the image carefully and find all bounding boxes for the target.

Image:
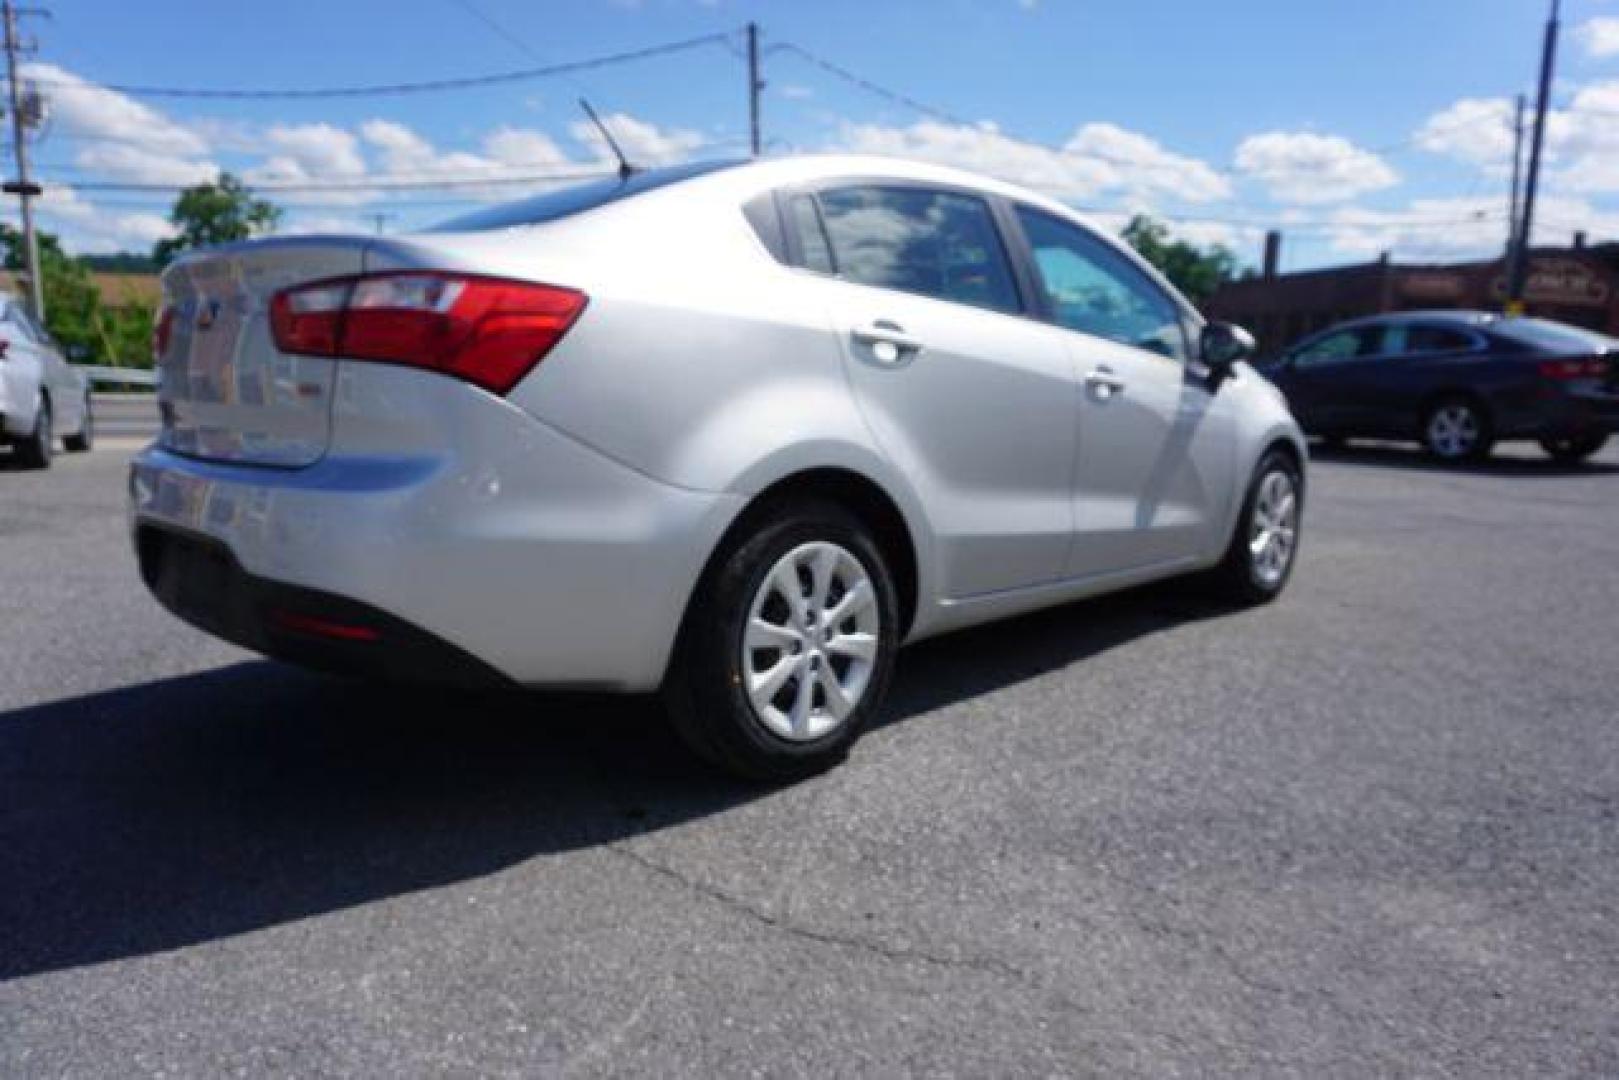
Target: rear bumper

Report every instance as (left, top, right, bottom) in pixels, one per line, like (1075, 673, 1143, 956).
(137, 524, 512, 687)
(1495, 388, 1619, 440)
(130, 365, 743, 691)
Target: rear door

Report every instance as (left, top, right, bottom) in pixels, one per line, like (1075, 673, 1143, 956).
(792, 182, 1078, 597)
(156, 237, 371, 467)
(1007, 205, 1234, 576)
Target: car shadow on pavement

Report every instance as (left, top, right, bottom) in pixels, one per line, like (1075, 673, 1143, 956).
(1310, 442, 1619, 477)
(0, 581, 1221, 981)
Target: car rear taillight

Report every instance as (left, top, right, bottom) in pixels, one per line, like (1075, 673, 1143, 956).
(269, 272, 587, 395)
(152, 305, 176, 362)
(1537, 356, 1608, 380)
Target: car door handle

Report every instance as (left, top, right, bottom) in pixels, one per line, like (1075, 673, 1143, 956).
(851, 321, 924, 364)
(1084, 367, 1126, 397)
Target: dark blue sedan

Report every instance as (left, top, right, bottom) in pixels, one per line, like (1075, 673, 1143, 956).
(1256, 311, 1619, 463)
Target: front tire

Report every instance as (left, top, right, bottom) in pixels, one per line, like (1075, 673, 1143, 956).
(1539, 433, 1607, 463)
(1423, 397, 1493, 463)
(64, 392, 94, 453)
(14, 396, 52, 469)
(663, 499, 899, 781)
(1205, 449, 1303, 605)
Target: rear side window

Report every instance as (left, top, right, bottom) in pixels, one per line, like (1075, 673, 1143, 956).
(813, 186, 1021, 315)
(1405, 325, 1476, 354)
(787, 193, 836, 275)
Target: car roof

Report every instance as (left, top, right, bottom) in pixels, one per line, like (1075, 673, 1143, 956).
(1329, 310, 1501, 332)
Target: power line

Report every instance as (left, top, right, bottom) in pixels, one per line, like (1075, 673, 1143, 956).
(776, 39, 1526, 179)
(24, 30, 735, 99)
(444, 0, 548, 63)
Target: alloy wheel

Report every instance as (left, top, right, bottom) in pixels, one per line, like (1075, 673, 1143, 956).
(742, 540, 880, 741)
(1427, 403, 1480, 459)
(1248, 469, 1298, 587)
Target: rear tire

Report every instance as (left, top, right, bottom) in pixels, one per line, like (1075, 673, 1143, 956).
(1204, 449, 1303, 606)
(663, 499, 899, 781)
(1423, 397, 1493, 463)
(64, 392, 93, 453)
(14, 396, 52, 469)
(1539, 433, 1607, 463)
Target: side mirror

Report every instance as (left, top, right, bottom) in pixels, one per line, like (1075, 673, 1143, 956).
(1201, 321, 1256, 370)
(65, 343, 90, 363)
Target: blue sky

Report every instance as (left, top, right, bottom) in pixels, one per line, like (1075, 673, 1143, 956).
(17, 0, 1619, 270)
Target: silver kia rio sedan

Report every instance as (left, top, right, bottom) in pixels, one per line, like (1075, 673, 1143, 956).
(131, 155, 1305, 778)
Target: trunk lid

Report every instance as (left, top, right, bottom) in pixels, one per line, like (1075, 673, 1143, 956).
(156, 237, 373, 467)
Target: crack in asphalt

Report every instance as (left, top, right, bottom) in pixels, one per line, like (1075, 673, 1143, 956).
(607, 841, 1028, 983)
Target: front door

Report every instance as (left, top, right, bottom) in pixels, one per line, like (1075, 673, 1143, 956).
(1009, 205, 1234, 578)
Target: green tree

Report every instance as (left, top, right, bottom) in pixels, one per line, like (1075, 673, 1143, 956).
(153, 172, 280, 266)
(2, 225, 159, 368)
(1121, 215, 1242, 306)
(2, 223, 104, 359)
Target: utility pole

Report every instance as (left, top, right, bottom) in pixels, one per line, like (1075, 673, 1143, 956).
(2, 0, 44, 322)
(1505, 93, 1526, 258)
(1506, 0, 1560, 314)
(370, 212, 394, 235)
(746, 22, 763, 157)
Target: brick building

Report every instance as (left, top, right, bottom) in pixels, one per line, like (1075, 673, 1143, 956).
(1205, 242, 1619, 356)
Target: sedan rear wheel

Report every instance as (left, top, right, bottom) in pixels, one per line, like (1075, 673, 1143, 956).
(14, 395, 52, 469)
(1424, 398, 1492, 462)
(64, 392, 94, 453)
(1539, 433, 1607, 463)
(664, 499, 899, 781)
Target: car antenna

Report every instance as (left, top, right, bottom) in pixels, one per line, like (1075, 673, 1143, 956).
(578, 98, 638, 182)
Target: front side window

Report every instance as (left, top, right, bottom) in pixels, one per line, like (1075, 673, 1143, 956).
(1014, 206, 1187, 360)
(813, 185, 1021, 315)
(1292, 327, 1377, 367)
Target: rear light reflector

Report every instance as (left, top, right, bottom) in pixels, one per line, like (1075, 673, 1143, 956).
(1538, 356, 1608, 380)
(269, 608, 382, 643)
(152, 304, 176, 362)
(269, 272, 587, 395)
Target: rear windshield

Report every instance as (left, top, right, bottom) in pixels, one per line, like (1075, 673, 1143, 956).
(429, 160, 743, 232)
(1495, 317, 1619, 354)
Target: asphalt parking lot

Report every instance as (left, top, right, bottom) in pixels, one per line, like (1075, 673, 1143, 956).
(3, 404, 1617, 1076)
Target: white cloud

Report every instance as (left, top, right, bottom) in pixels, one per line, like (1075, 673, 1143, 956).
(1234, 132, 1398, 204)
(1316, 195, 1616, 260)
(1578, 17, 1619, 58)
(18, 186, 177, 254)
(566, 112, 705, 166)
(1414, 97, 1518, 169)
(25, 62, 218, 186)
(835, 118, 1229, 203)
(1063, 122, 1231, 202)
(73, 142, 218, 187)
(263, 123, 367, 178)
(26, 63, 206, 156)
(1416, 81, 1619, 194)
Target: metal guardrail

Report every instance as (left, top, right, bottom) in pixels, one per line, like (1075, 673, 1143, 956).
(81, 366, 157, 388)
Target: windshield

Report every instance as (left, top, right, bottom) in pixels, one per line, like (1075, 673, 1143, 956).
(1495, 317, 1619, 354)
(429, 160, 744, 232)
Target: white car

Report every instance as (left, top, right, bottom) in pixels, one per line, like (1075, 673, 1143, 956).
(131, 156, 1306, 778)
(0, 294, 93, 468)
